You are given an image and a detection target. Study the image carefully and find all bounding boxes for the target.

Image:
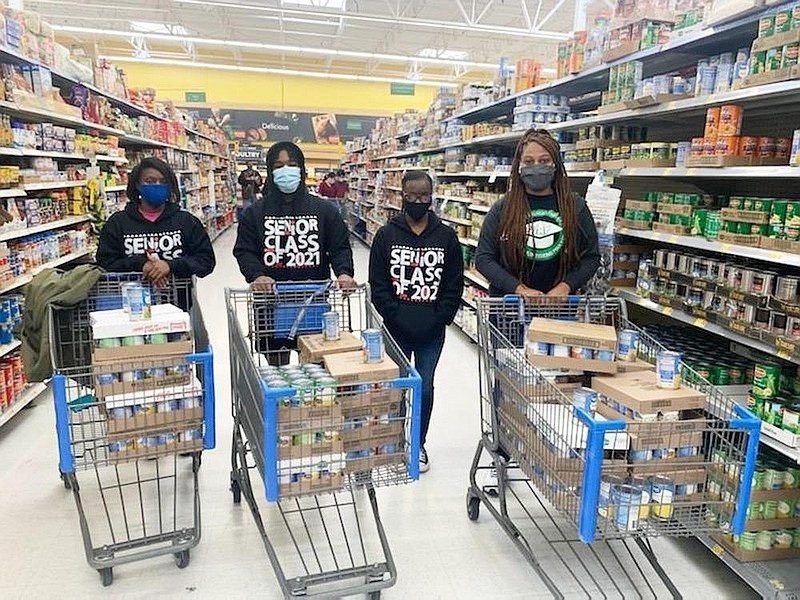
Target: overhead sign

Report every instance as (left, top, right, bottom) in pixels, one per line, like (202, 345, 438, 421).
(184, 91, 207, 103)
(390, 83, 416, 96)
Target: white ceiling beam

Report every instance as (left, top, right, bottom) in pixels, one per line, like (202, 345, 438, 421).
(52, 25, 502, 68)
(536, 0, 568, 30)
(521, 0, 532, 30)
(475, 0, 496, 25)
(471, 0, 476, 23)
(172, 0, 570, 40)
(533, 0, 544, 29)
(454, 0, 473, 25)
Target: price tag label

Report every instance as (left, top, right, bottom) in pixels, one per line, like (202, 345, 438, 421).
(668, 235, 679, 244)
(488, 167, 501, 184)
(694, 318, 707, 327)
(770, 579, 785, 590)
(662, 307, 673, 316)
(778, 351, 792, 360)
(720, 244, 732, 253)
(710, 544, 725, 557)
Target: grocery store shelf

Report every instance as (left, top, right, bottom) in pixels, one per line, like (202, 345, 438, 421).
(0, 188, 26, 198)
(695, 533, 800, 600)
(459, 237, 478, 247)
(565, 170, 601, 178)
(437, 195, 472, 204)
(0, 247, 95, 295)
(469, 204, 491, 213)
(444, 2, 787, 124)
(465, 270, 490, 290)
(0, 382, 47, 432)
(0, 339, 21, 359)
(760, 430, 800, 464)
(23, 180, 87, 191)
(385, 204, 402, 211)
(616, 227, 795, 267)
(385, 185, 402, 192)
(618, 166, 799, 178)
(617, 288, 796, 364)
(0, 216, 91, 243)
(104, 185, 127, 193)
(437, 171, 511, 178)
(453, 318, 478, 344)
(462, 295, 478, 310)
(441, 214, 472, 226)
(350, 230, 370, 246)
(0, 100, 125, 137)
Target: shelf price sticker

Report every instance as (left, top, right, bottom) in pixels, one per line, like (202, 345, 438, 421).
(693, 318, 708, 327)
(719, 244, 732, 253)
(776, 338, 797, 357)
(770, 579, 785, 590)
(710, 544, 725, 558)
(488, 167, 503, 184)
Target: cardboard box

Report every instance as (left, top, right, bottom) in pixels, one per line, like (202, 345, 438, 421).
(90, 304, 191, 340)
(277, 404, 343, 433)
(324, 351, 400, 385)
(298, 332, 363, 364)
(93, 357, 192, 397)
(92, 339, 194, 364)
(102, 376, 203, 410)
(711, 532, 800, 563)
(596, 403, 706, 435)
(720, 208, 769, 224)
(615, 217, 652, 231)
(279, 439, 344, 460)
(651, 222, 691, 235)
(527, 318, 617, 350)
(760, 236, 800, 255)
(592, 371, 707, 413)
(717, 231, 761, 248)
(657, 203, 694, 217)
(615, 360, 655, 374)
(109, 438, 203, 464)
(106, 406, 203, 435)
(280, 472, 344, 497)
(341, 393, 403, 418)
(527, 351, 619, 375)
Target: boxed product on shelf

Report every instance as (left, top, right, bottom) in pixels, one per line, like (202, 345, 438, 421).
(297, 332, 364, 364)
(526, 318, 618, 374)
(611, 244, 644, 287)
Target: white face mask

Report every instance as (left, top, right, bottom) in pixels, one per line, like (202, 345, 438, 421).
(272, 165, 302, 194)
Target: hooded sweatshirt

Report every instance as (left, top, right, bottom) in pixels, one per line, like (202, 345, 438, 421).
(369, 213, 464, 343)
(475, 193, 600, 296)
(96, 202, 216, 278)
(233, 187, 354, 283)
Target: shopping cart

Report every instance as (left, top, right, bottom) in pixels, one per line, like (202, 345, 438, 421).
(50, 274, 215, 586)
(226, 282, 422, 599)
(466, 295, 761, 600)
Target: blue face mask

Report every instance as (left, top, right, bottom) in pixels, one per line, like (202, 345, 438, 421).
(272, 165, 302, 194)
(138, 183, 170, 207)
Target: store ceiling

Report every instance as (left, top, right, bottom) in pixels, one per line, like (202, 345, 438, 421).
(28, 0, 577, 85)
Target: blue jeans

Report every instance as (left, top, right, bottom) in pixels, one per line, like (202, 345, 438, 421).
(395, 330, 446, 447)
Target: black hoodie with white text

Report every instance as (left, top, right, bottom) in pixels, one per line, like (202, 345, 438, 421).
(369, 213, 464, 343)
(96, 202, 216, 278)
(233, 188, 354, 282)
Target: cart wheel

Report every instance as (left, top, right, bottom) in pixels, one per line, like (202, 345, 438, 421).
(231, 478, 242, 504)
(368, 592, 381, 599)
(99, 568, 113, 587)
(175, 550, 190, 569)
(61, 473, 71, 490)
(467, 495, 480, 521)
(193, 452, 202, 470)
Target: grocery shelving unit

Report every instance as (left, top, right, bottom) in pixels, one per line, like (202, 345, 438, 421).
(341, 1, 800, 594)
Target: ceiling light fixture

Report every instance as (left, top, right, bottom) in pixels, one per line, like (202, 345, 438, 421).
(101, 55, 458, 87)
(52, 25, 500, 69)
(174, 0, 571, 40)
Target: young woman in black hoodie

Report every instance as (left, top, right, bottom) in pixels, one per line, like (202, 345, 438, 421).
(233, 142, 355, 364)
(96, 156, 216, 286)
(368, 171, 464, 473)
(475, 128, 600, 298)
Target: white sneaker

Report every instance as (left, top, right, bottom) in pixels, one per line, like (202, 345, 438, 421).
(419, 447, 430, 473)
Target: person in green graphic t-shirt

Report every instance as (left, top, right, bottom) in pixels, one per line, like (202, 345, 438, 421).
(475, 128, 600, 299)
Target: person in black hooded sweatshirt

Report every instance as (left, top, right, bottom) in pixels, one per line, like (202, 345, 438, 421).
(368, 171, 463, 473)
(233, 141, 355, 363)
(96, 156, 216, 290)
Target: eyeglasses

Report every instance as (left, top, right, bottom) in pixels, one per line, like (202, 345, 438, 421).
(402, 194, 433, 204)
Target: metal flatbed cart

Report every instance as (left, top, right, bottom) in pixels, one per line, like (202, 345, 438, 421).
(51, 275, 215, 586)
(466, 295, 761, 599)
(226, 282, 422, 599)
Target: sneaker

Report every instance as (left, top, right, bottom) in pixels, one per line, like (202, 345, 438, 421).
(419, 447, 430, 473)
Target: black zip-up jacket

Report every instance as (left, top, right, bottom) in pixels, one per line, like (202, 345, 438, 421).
(475, 193, 600, 296)
(96, 202, 216, 278)
(369, 213, 464, 343)
(233, 188, 354, 283)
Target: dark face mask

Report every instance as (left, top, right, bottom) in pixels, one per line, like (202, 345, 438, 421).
(520, 164, 556, 192)
(404, 200, 430, 222)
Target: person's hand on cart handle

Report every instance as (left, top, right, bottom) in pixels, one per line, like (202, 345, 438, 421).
(143, 255, 171, 286)
(251, 275, 276, 292)
(515, 284, 543, 299)
(547, 282, 571, 297)
(336, 274, 357, 290)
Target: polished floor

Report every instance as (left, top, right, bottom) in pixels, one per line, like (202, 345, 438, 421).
(0, 228, 759, 599)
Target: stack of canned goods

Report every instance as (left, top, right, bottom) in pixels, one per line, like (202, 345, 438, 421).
(725, 196, 800, 240)
(260, 364, 338, 408)
(107, 428, 203, 455)
(643, 325, 756, 386)
(598, 474, 678, 532)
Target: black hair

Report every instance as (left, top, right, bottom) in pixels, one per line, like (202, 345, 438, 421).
(264, 141, 307, 195)
(127, 156, 180, 204)
(401, 170, 433, 190)
(336, 169, 345, 177)
(325, 171, 336, 181)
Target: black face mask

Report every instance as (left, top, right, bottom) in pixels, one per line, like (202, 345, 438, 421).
(520, 164, 556, 192)
(404, 200, 430, 222)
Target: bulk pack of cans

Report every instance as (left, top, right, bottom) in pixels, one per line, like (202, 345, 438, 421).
(598, 474, 679, 532)
(751, 4, 800, 76)
(260, 363, 338, 407)
(512, 93, 575, 131)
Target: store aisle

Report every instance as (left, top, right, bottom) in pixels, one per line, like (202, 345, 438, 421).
(0, 227, 757, 599)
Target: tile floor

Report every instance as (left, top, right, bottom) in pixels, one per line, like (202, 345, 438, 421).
(0, 228, 760, 599)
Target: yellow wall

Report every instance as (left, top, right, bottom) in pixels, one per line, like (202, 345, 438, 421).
(122, 63, 436, 115)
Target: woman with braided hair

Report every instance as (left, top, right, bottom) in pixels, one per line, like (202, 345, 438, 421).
(475, 128, 600, 299)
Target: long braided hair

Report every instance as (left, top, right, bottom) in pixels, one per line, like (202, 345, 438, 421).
(499, 128, 581, 284)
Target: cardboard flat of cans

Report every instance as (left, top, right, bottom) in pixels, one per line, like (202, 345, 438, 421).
(90, 303, 190, 340)
(297, 332, 363, 364)
(592, 371, 707, 413)
(324, 351, 400, 385)
(526, 318, 619, 374)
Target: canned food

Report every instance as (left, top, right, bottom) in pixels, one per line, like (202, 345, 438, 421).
(528, 341, 551, 356)
(650, 476, 675, 520)
(773, 312, 789, 336)
(704, 107, 720, 138)
(570, 346, 594, 360)
(758, 137, 777, 158)
(598, 475, 624, 518)
(361, 328, 384, 363)
(739, 136, 758, 156)
(759, 14, 776, 38)
(752, 271, 777, 295)
(754, 362, 782, 398)
(657, 351, 681, 389)
(322, 311, 340, 341)
(719, 105, 742, 137)
(618, 329, 639, 362)
(767, 47, 784, 72)
(612, 484, 642, 531)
